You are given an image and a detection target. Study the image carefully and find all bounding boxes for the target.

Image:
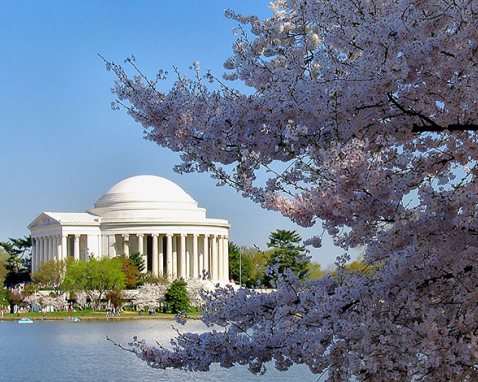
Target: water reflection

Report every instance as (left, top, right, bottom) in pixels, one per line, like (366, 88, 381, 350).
(0, 320, 313, 382)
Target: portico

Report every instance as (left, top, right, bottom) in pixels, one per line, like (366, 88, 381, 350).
(29, 175, 230, 283)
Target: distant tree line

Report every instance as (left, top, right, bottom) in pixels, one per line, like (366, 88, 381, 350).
(0, 232, 369, 314)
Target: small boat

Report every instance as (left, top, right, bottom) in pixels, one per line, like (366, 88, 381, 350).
(65, 316, 80, 322)
(17, 318, 34, 324)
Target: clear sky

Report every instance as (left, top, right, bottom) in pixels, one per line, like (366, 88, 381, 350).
(0, 1, 344, 267)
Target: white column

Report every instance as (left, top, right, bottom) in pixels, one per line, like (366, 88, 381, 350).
(46, 236, 53, 261)
(43, 237, 48, 263)
(44, 237, 48, 262)
(158, 235, 164, 277)
(31, 238, 36, 274)
(223, 236, 229, 282)
(211, 235, 218, 281)
(179, 234, 186, 279)
(36, 238, 40, 269)
(35, 238, 40, 269)
(138, 234, 146, 273)
(32, 238, 36, 273)
(123, 234, 129, 257)
(50, 236, 54, 261)
(108, 235, 116, 258)
(192, 234, 198, 278)
(218, 236, 224, 281)
(172, 235, 178, 279)
(152, 234, 159, 276)
(166, 234, 173, 280)
(97, 234, 101, 258)
(52, 235, 56, 260)
(198, 237, 204, 279)
(38, 238, 42, 268)
(45, 237, 50, 262)
(56, 235, 61, 261)
(48, 236, 54, 262)
(203, 234, 209, 279)
(83, 234, 88, 260)
(61, 235, 67, 261)
(74, 234, 80, 261)
(137, 234, 144, 254)
(39, 237, 45, 265)
(186, 247, 190, 278)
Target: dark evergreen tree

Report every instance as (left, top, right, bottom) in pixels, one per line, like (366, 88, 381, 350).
(263, 230, 309, 287)
(0, 236, 32, 287)
(128, 252, 145, 273)
(164, 278, 190, 313)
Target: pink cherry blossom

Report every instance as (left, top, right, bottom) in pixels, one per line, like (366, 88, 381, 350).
(107, 1, 478, 380)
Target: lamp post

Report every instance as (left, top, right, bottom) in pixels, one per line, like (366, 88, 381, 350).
(239, 251, 242, 287)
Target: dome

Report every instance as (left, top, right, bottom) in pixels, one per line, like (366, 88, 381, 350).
(88, 175, 207, 222)
(99, 175, 196, 205)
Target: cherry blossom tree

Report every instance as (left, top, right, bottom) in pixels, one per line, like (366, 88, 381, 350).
(24, 292, 65, 312)
(133, 283, 168, 311)
(186, 278, 217, 308)
(73, 291, 89, 310)
(107, 0, 478, 380)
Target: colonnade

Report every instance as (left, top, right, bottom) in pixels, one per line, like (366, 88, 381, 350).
(32, 232, 230, 282)
(31, 235, 68, 273)
(107, 233, 229, 282)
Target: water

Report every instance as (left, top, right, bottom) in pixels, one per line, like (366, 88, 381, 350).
(0, 320, 315, 382)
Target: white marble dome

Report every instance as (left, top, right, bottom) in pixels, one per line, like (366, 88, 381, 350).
(96, 175, 196, 205)
(88, 175, 207, 222)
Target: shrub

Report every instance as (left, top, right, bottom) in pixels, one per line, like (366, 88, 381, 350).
(164, 278, 190, 313)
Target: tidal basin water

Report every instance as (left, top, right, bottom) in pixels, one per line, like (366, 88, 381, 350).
(0, 319, 314, 382)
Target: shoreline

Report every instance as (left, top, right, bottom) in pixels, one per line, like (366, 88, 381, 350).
(0, 316, 174, 321)
(0, 312, 201, 322)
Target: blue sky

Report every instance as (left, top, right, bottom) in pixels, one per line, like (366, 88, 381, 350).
(0, 1, 344, 267)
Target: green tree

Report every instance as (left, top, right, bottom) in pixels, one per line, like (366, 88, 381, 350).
(239, 246, 271, 288)
(32, 259, 68, 295)
(308, 262, 326, 279)
(343, 257, 381, 277)
(0, 236, 32, 286)
(164, 278, 190, 313)
(0, 288, 8, 307)
(228, 242, 252, 286)
(62, 257, 125, 309)
(263, 230, 309, 287)
(0, 248, 8, 286)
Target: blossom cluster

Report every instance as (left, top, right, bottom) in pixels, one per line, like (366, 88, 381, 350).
(132, 283, 168, 310)
(24, 292, 66, 312)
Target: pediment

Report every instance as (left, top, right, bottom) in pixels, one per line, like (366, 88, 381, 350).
(28, 212, 61, 229)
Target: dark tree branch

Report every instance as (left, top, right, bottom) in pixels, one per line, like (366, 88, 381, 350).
(412, 124, 478, 133)
(387, 93, 478, 133)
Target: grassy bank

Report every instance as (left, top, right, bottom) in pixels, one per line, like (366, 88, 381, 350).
(0, 310, 201, 321)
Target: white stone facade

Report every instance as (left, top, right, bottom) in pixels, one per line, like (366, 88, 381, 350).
(28, 175, 230, 283)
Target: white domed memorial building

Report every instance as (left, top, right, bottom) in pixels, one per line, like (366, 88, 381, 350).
(28, 176, 230, 283)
